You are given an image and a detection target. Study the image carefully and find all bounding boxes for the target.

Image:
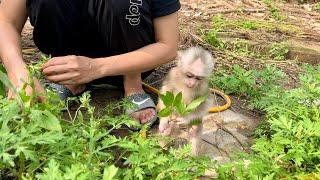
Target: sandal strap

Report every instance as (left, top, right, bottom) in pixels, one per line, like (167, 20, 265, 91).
(126, 93, 156, 114)
(45, 83, 73, 100)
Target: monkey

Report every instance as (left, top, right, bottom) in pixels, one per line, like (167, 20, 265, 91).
(157, 46, 215, 155)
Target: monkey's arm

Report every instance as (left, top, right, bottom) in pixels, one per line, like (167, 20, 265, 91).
(91, 13, 179, 77)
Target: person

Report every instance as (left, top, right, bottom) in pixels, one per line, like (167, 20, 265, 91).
(0, 0, 180, 126)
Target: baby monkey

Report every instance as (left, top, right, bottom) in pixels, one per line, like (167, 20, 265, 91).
(158, 46, 215, 155)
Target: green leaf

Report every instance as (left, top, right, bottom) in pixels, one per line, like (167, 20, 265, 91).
(177, 102, 186, 116)
(190, 119, 202, 126)
(36, 159, 63, 180)
(103, 165, 119, 180)
(160, 91, 174, 107)
(186, 95, 207, 113)
(0, 70, 15, 96)
(158, 107, 173, 117)
(173, 92, 183, 108)
(30, 110, 62, 132)
(0, 65, 6, 97)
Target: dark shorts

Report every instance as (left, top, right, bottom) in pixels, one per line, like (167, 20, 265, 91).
(26, 0, 180, 87)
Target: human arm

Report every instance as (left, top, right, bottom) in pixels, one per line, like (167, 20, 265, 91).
(0, 0, 44, 99)
(97, 12, 179, 75)
(42, 12, 179, 85)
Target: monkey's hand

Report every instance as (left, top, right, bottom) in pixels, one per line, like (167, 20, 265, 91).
(159, 118, 172, 136)
(176, 117, 190, 126)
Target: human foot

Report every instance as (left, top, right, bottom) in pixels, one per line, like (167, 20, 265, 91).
(65, 84, 86, 95)
(47, 83, 86, 100)
(126, 92, 157, 126)
(124, 74, 157, 126)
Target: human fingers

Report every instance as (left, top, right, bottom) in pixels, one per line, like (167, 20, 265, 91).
(41, 56, 69, 70)
(42, 64, 70, 76)
(46, 72, 78, 83)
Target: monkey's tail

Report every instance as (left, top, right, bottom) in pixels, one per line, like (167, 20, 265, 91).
(142, 82, 232, 113)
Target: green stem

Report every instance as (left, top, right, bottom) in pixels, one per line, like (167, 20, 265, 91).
(18, 153, 26, 179)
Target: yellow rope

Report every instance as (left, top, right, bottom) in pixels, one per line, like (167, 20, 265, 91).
(142, 82, 232, 113)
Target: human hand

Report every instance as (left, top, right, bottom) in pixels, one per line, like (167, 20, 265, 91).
(42, 55, 98, 85)
(8, 70, 45, 102)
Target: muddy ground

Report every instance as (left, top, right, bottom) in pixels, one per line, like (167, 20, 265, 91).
(18, 0, 320, 161)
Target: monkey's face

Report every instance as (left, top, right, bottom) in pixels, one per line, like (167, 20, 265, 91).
(181, 59, 207, 89)
(183, 72, 204, 89)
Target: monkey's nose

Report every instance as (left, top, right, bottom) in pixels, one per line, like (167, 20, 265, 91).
(187, 83, 195, 88)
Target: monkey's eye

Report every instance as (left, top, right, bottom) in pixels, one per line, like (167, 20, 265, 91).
(186, 74, 193, 78)
(196, 77, 203, 81)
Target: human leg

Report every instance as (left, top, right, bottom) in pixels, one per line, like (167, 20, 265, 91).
(27, 0, 102, 96)
(88, 0, 157, 125)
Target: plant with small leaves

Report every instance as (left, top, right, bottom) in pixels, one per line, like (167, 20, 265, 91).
(158, 91, 206, 118)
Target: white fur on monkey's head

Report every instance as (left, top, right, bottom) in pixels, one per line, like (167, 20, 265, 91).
(177, 46, 215, 75)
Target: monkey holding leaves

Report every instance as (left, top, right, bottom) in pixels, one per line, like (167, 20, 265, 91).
(157, 46, 215, 155)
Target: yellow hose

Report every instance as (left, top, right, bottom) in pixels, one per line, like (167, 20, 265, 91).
(142, 82, 232, 113)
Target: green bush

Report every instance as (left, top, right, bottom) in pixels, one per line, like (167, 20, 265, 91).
(0, 68, 213, 179)
(212, 64, 320, 178)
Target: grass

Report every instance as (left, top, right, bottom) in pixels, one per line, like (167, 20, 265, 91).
(210, 15, 301, 35)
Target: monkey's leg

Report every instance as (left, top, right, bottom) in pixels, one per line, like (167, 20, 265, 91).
(189, 123, 203, 156)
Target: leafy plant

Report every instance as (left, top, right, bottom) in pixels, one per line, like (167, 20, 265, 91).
(28, 54, 51, 80)
(211, 64, 285, 105)
(0, 61, 213, 179)
(158, 91, 207, 118)
(214, 64, 320, 178)
(268, 42, 289, 61)
(204, 29, 225, 48)
(264, 0, 285, 21)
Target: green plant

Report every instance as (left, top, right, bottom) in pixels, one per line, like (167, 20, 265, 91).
(268, 42, 289, 61)
(158, 91, 206, 118)
(263, 0, 285, 21)
(204, 30, 225, 48)
(315, 2, 320, 12)
(29, 54, 51, 80)
(210, 65, 256, 98)
(0, 60, 213, 179)
(213, 64, 320, 178)
(211, 64, 285, 104)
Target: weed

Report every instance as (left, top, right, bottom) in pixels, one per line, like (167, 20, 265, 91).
(213, 64, 320, 178)
(204, 29, 225, 48)
(316, 2, 320, 12)
(0, 59, 213, 179)
(263, 0, 285, 21)
(28, 54, 50, 80)
(268, 42, 289, 61)
(210, 15, 297, 34)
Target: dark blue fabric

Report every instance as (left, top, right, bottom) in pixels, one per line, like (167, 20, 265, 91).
(151, 0, 181, 18)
